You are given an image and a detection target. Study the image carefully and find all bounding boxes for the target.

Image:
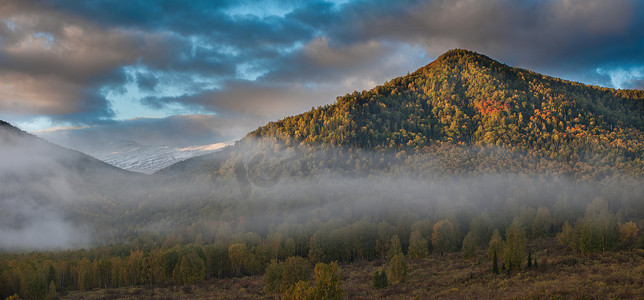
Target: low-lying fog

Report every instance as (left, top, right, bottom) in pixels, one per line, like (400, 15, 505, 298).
(1, 134, 642, 250)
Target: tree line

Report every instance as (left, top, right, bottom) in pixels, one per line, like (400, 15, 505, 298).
(1, 195, 640, 299)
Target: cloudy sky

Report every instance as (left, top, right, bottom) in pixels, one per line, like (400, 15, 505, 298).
(1, 0, 642, 147)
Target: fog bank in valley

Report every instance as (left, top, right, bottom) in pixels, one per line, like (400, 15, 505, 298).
(1, 131, 642, 250)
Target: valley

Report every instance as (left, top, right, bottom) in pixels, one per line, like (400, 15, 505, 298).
(1, 50, 642, 299)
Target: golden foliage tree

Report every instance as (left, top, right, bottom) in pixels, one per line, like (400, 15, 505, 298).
(312, 262, 343, 299)
(179, 252, 205, 285)
(503, 225, 526, 273)
(228, 243, 247, 276)
(461, 231, 477, 259)
(619, 221, 639, 248)
(388, 254, 408, 284)
(408, 230, 428, 259)
(432, 219, 458, 255)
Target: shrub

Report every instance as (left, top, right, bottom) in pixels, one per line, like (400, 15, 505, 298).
(264, 257, 312, 294)
(372, 270, 388, 289)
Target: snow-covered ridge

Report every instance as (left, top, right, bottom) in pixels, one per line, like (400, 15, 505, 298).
(67, 139, 235, 174)
(178, 142, 230, 152)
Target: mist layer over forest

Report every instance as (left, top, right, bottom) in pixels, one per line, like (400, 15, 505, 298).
(2, 130, 641, 251)
(2, 134, 643, 298)
(138, 138, 644, 243)
(0, 121, 142, 249)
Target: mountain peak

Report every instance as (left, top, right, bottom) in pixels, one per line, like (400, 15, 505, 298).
(0, 120, 31, 137)
(415, 49, 504, 75)
(437, 49, 490, 61)
(249, 50, 643, 174)
(0, 120, 17, 130)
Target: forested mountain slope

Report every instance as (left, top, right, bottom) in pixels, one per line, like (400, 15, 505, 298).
(249, 49, 643, 175)
(84, 50, 644, 246)
(137, 50, 644, 246)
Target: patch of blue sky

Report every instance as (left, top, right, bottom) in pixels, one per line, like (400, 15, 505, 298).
(33, 32, 54, 42)
(278, 41, 304, 55)
(328, 0, 351, 7)
(236, 61, 268, 81)
(223, 1, 297, 18)
(596, 66, 644, 89)
(303, 82, 317, 89)
(33, 32, 54, 48)
(214, 44, 241, 57)
(105, 65, 218, 121)
(2, 19, 17, 31)
(190, 35, 215, 57)
(14, 116, 57, 133)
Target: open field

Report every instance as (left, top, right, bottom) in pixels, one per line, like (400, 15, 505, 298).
(60, 239, 644, 299)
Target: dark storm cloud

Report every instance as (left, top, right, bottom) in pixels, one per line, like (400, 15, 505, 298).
(0, 0, 641, 143)
(43, 0, 234, 35)
(0, 0, 321, 124)
(319, 0, 644, 83)
(141, 41, 426, 120)
(46, 0, 316, 53)
(0, 0, 138, 119)
(141, 81, 324, 120)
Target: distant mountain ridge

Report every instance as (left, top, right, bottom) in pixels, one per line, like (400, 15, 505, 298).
(0, 120, 131, 175)
(64, 138, 234, 174)
(248, 49, 643, 174)
(0, 120, 142, 249)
